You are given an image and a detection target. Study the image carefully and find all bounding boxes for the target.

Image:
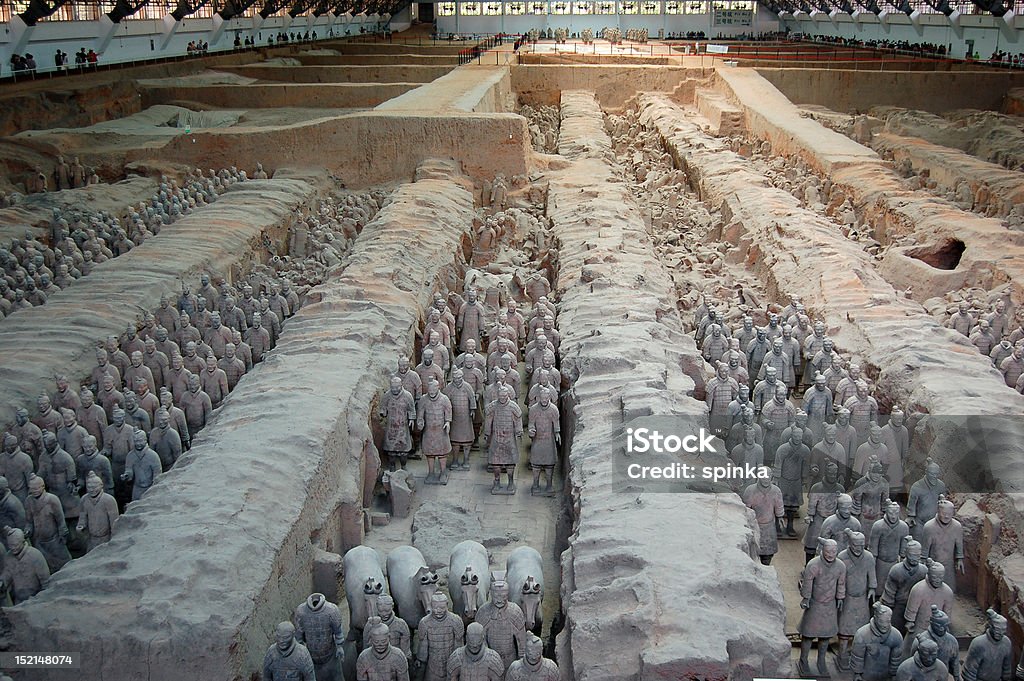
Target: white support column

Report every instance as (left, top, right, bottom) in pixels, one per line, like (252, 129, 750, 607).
(159, 12, 181, 50)
(10, 15, 35, 56)
(95, 14, 120, 54)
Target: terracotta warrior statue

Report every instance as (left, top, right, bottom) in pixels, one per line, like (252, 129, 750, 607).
(904, 560, 954, 657)
(896, 636, 948, 681)
(444, 369, 477, 472)
(922, 495, 965, 592)
(506, 633, 558, 681)
(742, 473, 784, 565)
(851, 603, 903, 681)
(0, 527, 50, 604)
(417, 379, 453, 484)
(482, 386, 522, 494)
(380, 377, 416, 471)
(963, 609, 1014, 681)
(528, 387, 560, 496)
(415, 593, 465, 681)
(293, 592, 345, 681)
(799, 537, 847, 677)
(837, 530, 877, 670)
(447, 622, 504, 681)
(881, 539, 927, 633)
(363, 594, 411, 662)
(907, 459, 947, 540)
(76, 471, 119, 552)
(25, 474, 71, 572)
(911, 606, 960, 681)
(474, 580, 527, 672)
(263, 622, 316, 681)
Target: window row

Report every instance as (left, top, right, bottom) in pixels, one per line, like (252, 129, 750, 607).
(437, 0, 755, 14)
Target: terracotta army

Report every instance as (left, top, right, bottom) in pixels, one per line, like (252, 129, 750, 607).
(870, 501, 910, 589)
(415, 593, 465, 681)
(821, 494, 863, 555)
(38, 430, 77, 516)
(181, 374, 213, 433)
(363, 594, 411, 661)
(424, 309, 451, 353)
(783, 411, 816, 452)
(1000, 345, 1024, 388)
(474, 580, 527, 672)
(447, 622, 504, 681)
(702, 324, 730, 366)
(483, 386, 522, 494)
(853, 425, 889, 479)
(823, 356, 848, 395)
(219, 343, 246, 391)
(0, 528, 50, 605)
(706, 362, 739, 438)
(181, 341, 206, 376)
(106, 336, 132, 379)
(356, 623, 409, 681)
(122, 429, 162, 501)
(774, 426, 809, 538)
(149, 408, 182, 471)
(799, 538, 848, 677)
(896, 636, 948, 681)
(742, 474, 784, 565)
(77, 389, 108, 448)
(455, 340, 487, 374)
(222, 297, 247, 333)
(987, 300, 1011, 339)
(803, 321, 828, 386)
(264, 622, 316, 681)
(76, 471, 119, 552)
(907, 459, 947, 540)
(0, 478, 27, 532)
(201, 355, 229, 408)
(881, 539, 928, 633)
(811, 424, 850, 484)
(57, 407, 89, 457)
(245, 313, 271, 363)
(425, 331, 451, 376)
(124, 348, 155, 395)
(75, 435, 113, 497)
(160, 390, 190, 451)
(845, 382, 879, 445)
(398, 357, 423, 400)
(232, 329, 254, 371)
(851, 603, 903, 681)
(804, 460, 845, 561)
(851, 460, 888, 545)
(910, 606, 961, 681)
(528, 387, 560, 495)
(837, 530, 877, 670)
(761, 384, 796, 466)
(834, 408, 858, 481)
(103, 408, 135, 501)
(417, 379, 453, 484)
(970, 320, 997, 357)
(801, 374, 832, 438)
(35, 394, 63, 434)
(947, 302, 975, 336)
(964, 609, 1014, 681)
(122, 391, 151, 433)
(506, 634, 558, 681)
(726, 351, 749, 387)
(879, 410, 909, 500)
(1, 434, 34, 504)
(380, 377, 416, 471)
(293, 592, 345, 681)
(10, 407, 44, 463)
(445, 370, 477, 472)
(747, 328, 771, 383)
(53, 375, 81, 413)
(142, 338, 169, 392)
(831, 364, 864, 411)
(904, 561, 954, 656)
(416, 349, 445, 392)
(25, 475, 71, 572)
(922, 496, 965, 592)
(760, 338, 796, 389)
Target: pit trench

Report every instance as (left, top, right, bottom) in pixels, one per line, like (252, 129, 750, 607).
(338, 174, 569, 664)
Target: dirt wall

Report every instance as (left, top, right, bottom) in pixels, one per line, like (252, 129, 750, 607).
(140, 82, 421, 109)
(217, 63, 453, 83)
(553, 90, 791, 681)
(756, 67, 1024, 114)
(143, 111, 531, 187)
(511, 64, 707, 109)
